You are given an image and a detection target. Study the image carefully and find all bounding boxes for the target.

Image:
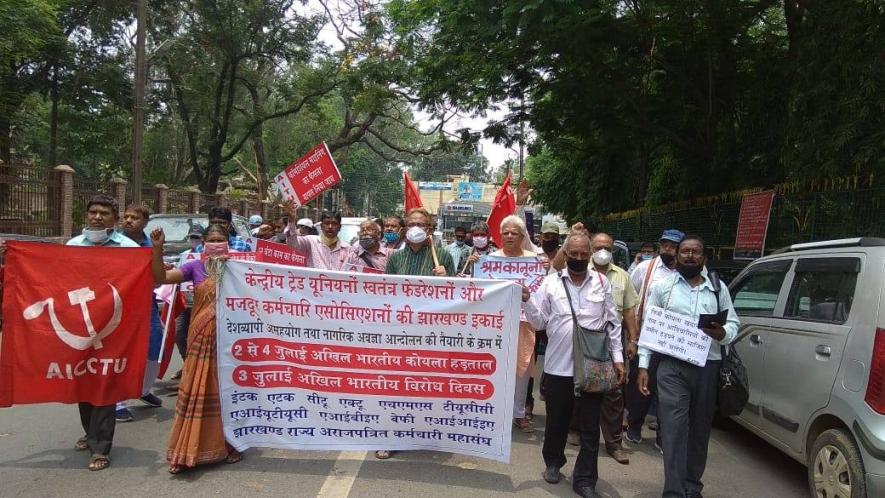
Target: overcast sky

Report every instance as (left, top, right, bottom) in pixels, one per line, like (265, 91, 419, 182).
(307, 1, 516, 172)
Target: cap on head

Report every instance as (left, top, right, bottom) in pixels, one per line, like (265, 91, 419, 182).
(660, 229, 685, 244)
(541, 222, 560, 235)
(296, 218, 314, 228)
(248, 215, 263, 226)
(187, 226, 204, 239)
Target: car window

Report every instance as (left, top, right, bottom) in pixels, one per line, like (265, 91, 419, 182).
(145, 217, 208, 243)
(784, 257, 860, 324)
(730, 264, 789, 317)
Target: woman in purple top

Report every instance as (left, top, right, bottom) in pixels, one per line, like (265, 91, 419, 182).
(149, 224, 244, 473)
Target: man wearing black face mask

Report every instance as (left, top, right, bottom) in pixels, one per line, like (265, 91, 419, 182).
(523, 233, 625, 498)
(625, 228, 684, 447)
(636, 235, 739, 498)
(340, 219, 390, 271)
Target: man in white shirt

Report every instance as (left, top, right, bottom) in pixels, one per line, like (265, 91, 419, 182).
(523, 233, 625, 498)
(625, 228, 683, 446)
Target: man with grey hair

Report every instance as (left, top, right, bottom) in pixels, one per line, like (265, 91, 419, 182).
(340, 219, 390, 271)
(523, 232, 625, 498)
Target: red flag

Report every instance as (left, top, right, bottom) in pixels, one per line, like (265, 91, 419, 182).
(155, 284, 187, 379)
(0, 242, 152, 407)
(487, 173, 517, 248)
(404, 171, 423, 213)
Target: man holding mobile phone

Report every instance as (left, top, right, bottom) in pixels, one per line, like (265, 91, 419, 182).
(636, 235, 740, 498)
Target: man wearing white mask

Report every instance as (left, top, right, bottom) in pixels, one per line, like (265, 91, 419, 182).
(377, 207, 453, 460)
(65, 194, 140, 471)
(590, 233, 639, 465)
(457, 220, 496, 276)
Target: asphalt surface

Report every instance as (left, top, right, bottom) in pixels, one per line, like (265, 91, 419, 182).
(0, 357, 809, 498)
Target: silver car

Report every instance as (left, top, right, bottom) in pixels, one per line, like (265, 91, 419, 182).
(728, 237, 885, 498)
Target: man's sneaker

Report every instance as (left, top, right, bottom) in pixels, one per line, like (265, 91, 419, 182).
(624, 431, 643, 445)
(139, 393, 163, 408)
(115, 407, 134, 422)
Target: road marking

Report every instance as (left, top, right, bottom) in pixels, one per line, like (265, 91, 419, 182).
(317, 450, 367, 498)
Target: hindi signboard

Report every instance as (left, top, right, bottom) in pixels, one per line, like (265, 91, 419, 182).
(247, 238, 307, 267)
(216, 261, 520, 462)
(638, 306, 712, 366)
(473, 255, 547, 293)
(274, 142, 341, 207)
(734, 190, 775, 260)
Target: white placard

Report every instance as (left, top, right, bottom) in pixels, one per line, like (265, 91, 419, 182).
(216, 260, 520, 462)
(638, 306, 712, 366)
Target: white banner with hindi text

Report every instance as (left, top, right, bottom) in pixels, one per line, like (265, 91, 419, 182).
(216, 260, 520, 462)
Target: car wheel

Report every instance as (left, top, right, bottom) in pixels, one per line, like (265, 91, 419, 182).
(808, 428, 866, 498)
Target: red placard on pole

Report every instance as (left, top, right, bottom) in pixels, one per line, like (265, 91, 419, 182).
(734, 190, 775, 260)
(274, 142, 341, 207)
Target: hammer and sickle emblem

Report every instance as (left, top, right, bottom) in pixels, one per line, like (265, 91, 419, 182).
(22, 284, 123, 350)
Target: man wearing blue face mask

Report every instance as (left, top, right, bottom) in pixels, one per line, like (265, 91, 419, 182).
(382, 215, 406, 251)
(628, 242, 657, 273)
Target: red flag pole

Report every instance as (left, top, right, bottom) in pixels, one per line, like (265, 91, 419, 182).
(157, 284, 178, 371)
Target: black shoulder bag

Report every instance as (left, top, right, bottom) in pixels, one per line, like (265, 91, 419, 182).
(709, 272, 749, 416)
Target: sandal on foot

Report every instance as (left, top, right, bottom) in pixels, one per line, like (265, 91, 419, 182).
(74, 437, 89, 451)
(225, 450, 243, 464)
(514, 417, 534, 433)
(374, 450, 392, 459)
(88, 454, 110, 471)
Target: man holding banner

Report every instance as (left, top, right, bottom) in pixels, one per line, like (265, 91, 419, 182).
(0, 194, 153, 472)
(285, 204, 349, 271)
(522, 232, 625, 498)
(377, 207, 454, 459)
(636, 235, 739, 498)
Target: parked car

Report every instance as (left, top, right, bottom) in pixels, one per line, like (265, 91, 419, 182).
(727, 237, 885, 498)
(145, 213, 250, 264)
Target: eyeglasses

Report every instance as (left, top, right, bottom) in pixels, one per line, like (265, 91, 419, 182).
(679, 249, 701, 257)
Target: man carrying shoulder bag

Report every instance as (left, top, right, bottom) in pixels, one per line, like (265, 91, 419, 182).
(523, 233, 625, 498)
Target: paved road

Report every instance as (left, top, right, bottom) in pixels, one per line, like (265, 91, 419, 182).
(0, 359, 809, 498)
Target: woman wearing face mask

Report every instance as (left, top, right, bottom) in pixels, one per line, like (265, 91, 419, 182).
(149, 224, 245, 474)
(458, 221, 497, 276)
(492, 215, 541, 433)
(340, 219, 391, 271)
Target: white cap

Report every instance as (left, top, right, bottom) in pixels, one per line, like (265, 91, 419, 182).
(248, 214, 263, 225)
(296, 218, 314, 228)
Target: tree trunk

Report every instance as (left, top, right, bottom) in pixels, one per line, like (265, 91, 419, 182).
(49, 65, 59, 166)
(0, 114, 10, 163)
(252, 123, 267, 201)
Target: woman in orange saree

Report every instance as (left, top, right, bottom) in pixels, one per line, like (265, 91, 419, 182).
(150, 225, 243, 473)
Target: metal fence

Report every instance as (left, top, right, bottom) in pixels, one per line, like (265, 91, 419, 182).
(598, 179, 885, 257)
(0, 163, 59, 236)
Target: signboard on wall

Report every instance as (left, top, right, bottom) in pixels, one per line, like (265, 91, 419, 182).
(734, 191, 775, 260)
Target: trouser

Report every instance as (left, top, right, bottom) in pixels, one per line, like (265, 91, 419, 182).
(657, 356, 721, 498)
(78, 403, 115, 455)
(513, 359, 532, 418)
(175, 308, 192, 359)
(599, 386, 624, 450)
(542, 374, 603, 490)
(626, 354, 660, 434)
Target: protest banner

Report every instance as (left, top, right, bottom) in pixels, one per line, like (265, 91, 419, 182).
(216, 260, 520, 462)
(638, 306, 712, 366)
(274, 142, 341, 207)
(473, 255, 547, 293)
(734, 190, 775, 260)
(252, 238, 307, 267)
(0, 242, 152, 406)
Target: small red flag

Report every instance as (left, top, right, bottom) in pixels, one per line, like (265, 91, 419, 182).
(404, 171, 423, 213)
(0, 242, 152, 407)
(487, 173, 517, 248)
(155, 284, 188, 379)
